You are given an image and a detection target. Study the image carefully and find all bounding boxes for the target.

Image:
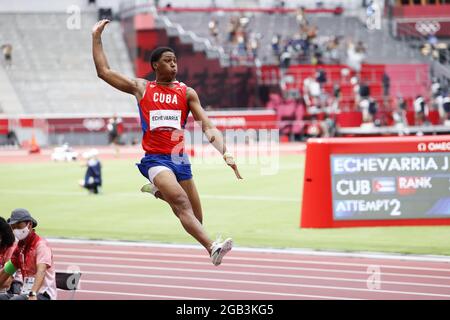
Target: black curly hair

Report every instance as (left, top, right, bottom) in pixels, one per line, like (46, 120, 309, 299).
(150, 47, 175, 71)
(0, 216, 15, 250)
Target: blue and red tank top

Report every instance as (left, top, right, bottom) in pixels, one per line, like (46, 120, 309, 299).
(138, 81, 190, 154)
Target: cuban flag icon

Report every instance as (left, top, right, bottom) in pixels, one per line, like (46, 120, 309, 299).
(372, 177, 396, 194)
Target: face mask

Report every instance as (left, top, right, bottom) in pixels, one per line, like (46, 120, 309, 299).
(13, 226, 30, 241)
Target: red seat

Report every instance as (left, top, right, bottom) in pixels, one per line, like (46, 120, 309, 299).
(370, 85, 383, 99)
(336, 111, 363, 127)
(428, 110, 441, 125)
(406, 111, 415, 125)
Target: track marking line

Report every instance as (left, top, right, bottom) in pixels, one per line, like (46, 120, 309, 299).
(48, 238, 450, 263)
(60, 289, 209, 300)
(0, 189, 298, 202)
(79, 280, 359, 300)
(54, 254, 450, 276)
(55, 261, 450, 281)
(73, 270, 450, 290)
(53, 249, 450, 272)
(55, 262, 450, 298)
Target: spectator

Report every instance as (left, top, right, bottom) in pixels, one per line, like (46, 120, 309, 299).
(310, 44, 323, 65)
(302, 75, 323, 114)
(307, 77, 321, 98)
(316, 69, 327, 87)
(427, 34, 438, 47)
(431, 78, 441, 99)
(392, 96, 408, 132)
(238, 13, 250, 30)
(279, 47, 292, 70)
(359, 82, 370, 99)
(325, 36, 341, 64)
(1, 44, 12, 69)
(413, 95, 429, 125)
(295, 7, 308, 27)
(107, 114, 123, 155)
(340, 67, 351, 81)
(0, 209, 57, 300)
(306, 25, 318, 42)
(266, 92, 282, 111)
(271, 34, 282, 58)
(305, 115, 323, 138)
(442, 94, 450, 124)
(330, 83, 341, 113)
(247, 32, 260, 59)
(382, 72, 390, 97)
(397, 95, 407, 111)
(333, 83, 341, 100)
(274, 0, 286, 9)
(79, 149, 102, 194)
(208, 19, 219, 44)
(346, 40, 365, 73)
(321, 114, 337, 137)
(0, 216, 21, 300)
(368, 98, 378, 121)
(227, 16, 239, 43)
(6, 130, 19, 147)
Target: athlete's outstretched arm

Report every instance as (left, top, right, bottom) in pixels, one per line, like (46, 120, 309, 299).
(187, 88, 242, 179)
(92, 19, 145, 99)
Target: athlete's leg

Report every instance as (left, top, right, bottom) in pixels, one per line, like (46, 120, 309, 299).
(153, 170, 213, 254)
(142, 166, 169, 200)
(179, 178, 203, 224)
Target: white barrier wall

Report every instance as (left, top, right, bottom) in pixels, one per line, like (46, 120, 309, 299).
(0, 0, 123, 13)
(0, 0, 375, 13)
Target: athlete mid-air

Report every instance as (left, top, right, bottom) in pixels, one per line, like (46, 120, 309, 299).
(92, 19, 242, 266)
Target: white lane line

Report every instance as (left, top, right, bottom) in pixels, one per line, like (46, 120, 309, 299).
(79, 280, 358, 300)
(79, 278, 450, 299)
(57, 262, 450, 286)
(74, 270, 450, 290)
(60, 289, 209, 300)
(53, 249, 450, 272)
(201, 194, 299, 202)
(55, 261, 450, 281)
(54, 254, 450, 276)
(47, 238, 450, 263)
(0, 189, 298, 202)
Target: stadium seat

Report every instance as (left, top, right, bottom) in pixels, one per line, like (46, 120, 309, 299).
(336, 111, 363, 127)
(428, 110, 441, 125)
(0, 13, 135, 114)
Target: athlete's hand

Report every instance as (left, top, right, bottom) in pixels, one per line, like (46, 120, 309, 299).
(223, 152, 243, 180)
(92, 19, 110, 36)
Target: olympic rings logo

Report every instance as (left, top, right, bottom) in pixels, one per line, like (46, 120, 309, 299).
(415, 21, 440, 36)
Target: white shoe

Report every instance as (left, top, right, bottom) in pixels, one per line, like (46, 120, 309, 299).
(210, 237, 233, 266)
(140, 182, 160, 198)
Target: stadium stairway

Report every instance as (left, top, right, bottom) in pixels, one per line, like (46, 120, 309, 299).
(152, 13, 230, 66)
(0, 13, 136, 115)
(0, 64, 24, 114)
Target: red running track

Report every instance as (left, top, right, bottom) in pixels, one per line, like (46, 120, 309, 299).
(50, 239, 450, 300)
